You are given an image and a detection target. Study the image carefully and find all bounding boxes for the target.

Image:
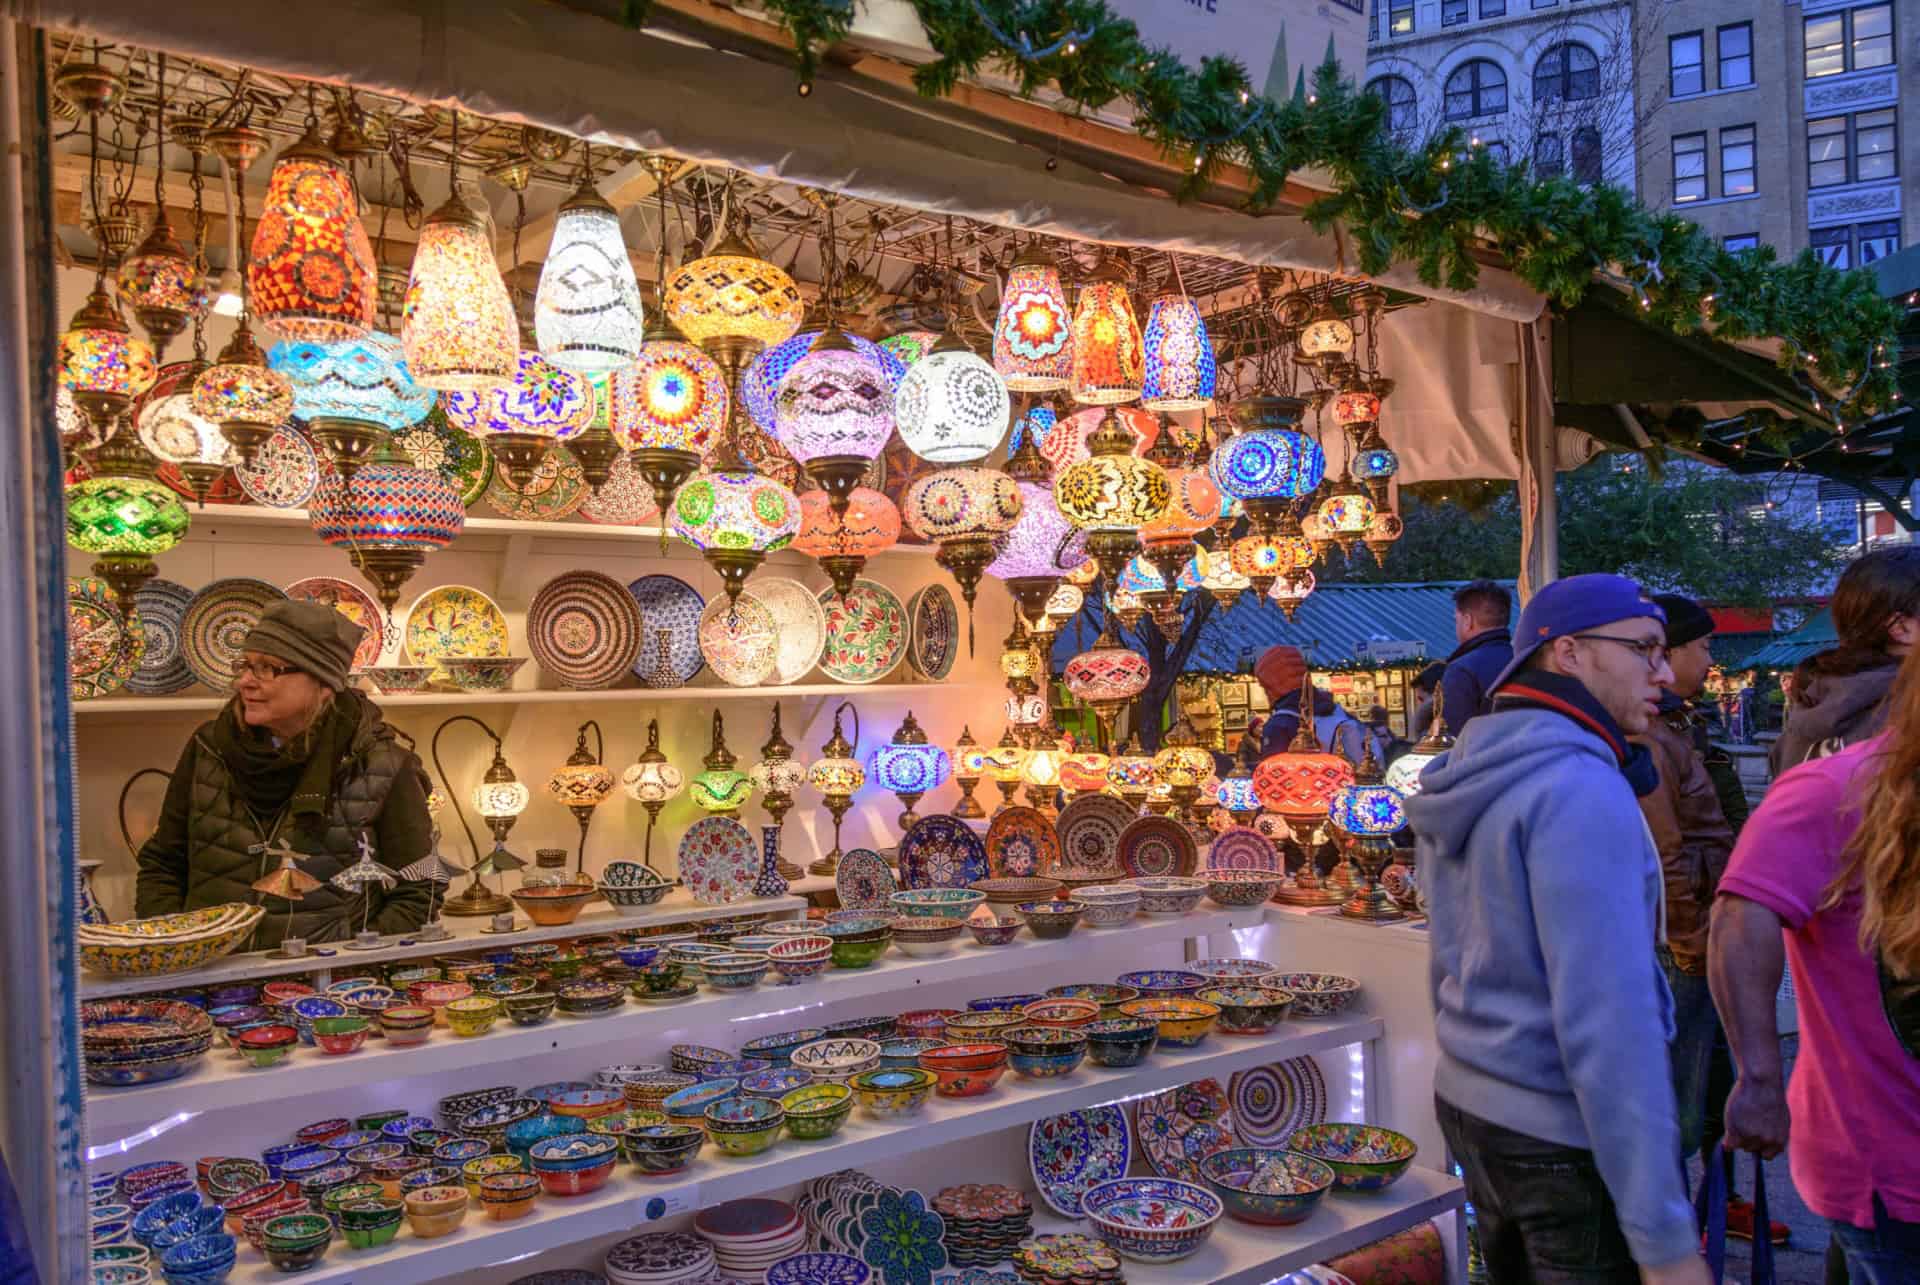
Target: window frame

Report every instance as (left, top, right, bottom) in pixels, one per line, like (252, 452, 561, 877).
(1534, 41, 1601, 105)
(1670, 31, 1705, 97)
(1442, 0, 1469, 26)
(1389, 0, 1414, 34)
(1808, 114, 1850, 188)
(1365, 75, 1419, 134)
(1723, 233, 1760, 252)
(1719, 124, 1756, 196)
(1808, 109, 1899, 188)
(1570, 125, 1603, 185)
(1811, 224, 1853, 269)
(1534, 132, 1565, 178)
(1444, 59, 1509, 120)
(1717, 22, 1753, 89)
(1479, 0, 1505, 16)
(1672, 131, 1708, 203)
(1805, 4, 1895, 78)
(1857, 220, 1901, 264)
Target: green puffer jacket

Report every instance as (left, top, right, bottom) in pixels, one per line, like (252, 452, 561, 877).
(135, 693, 436, 948)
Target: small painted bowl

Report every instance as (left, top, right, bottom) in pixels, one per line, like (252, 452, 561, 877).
(338, 1196, 405, 1247)
(849, 1067, 936, 1116)
(742, 1068, 814, 1099)
(669, 1043, 737, 1077)
(376, 1007, 434, 1045)
(765, 936, 833, 984)
(460, 1154, 525, 1201)
(1197, 1148, 1337, 1224)
(878, 1037, 946, 1069)
(546, 1088, 625, 1120)
(1020, 998, 1101, 1029)
(917, 1043, 1009, 1097)
(621, 1071, 697, 1113)
(1201, 868, 1287, 907)
(780, 1083, 854, 1140)
(1128, 876, 1209, 916)
(510, 885, 596, 928)
(890, 888, 988, 919)
(790, 1038, 882, 1084)
(1068, 885, 1143, 928)
(401, 1185, 467, 1238)
(1044, 983, 1142, 1020)
(1115, 969, 1208, 999)
(160, 1232, 242, 1279)
(826, 931, 891, 970)
(442, 656, 528, 692)
(233, 1024, 297, 1067)
(741, 1028, 826, 1065)
(893, 1010, 959, 1041)
(528, 1136, 618, 1196)
(824, 1013, 896, 1041)
(1082, 1016, 1160, 1067)
(887, 916, 965, 959)
(941, 1010, 1026, 1046)
(503, 991, 558, 1026)
(968, 993, 1043, 1013)
(478, 1172, 540, 1221)
(1264, 972, 1362, 1018)
(1195, 985, 1295, 1035)
(1003, 1026, 1089, 1078)
(629, 961, 688, 997)
(586, 1110, 669, 1145)
(1082, 1177, 1222, 1262)
(703, 1096, 786, 1155)
(1118, 998, 1220, 1048)
(661, 1078, 741, 1131)
(965, 913, 1023, 947)
(443, 995, 500, 1038)
(260, 1212, 331, 1271)
(623, 1123, 706, 1175)
(701, 951, 771, 990)
(1014, 899, 1083, 940)
(1287, 1123, 1417, 1191)
(1187, 957, 1281, 984)
(362, 665, 433, 694)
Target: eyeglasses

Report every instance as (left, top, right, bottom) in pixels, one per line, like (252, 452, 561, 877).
(233, 658, 298, 684)
(1572, 633, 1670, 671)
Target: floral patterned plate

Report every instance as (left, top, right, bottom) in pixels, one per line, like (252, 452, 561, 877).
(124, 578, 193, 696)
(905, 583, 958, 681)
(1028, 1105, 1131, 1218)
(68, 576, 145, 700)
(897, 815, 989, 891)
(404, 585, 508, 683)
(528, 570, 642, 689)
(1118, 814, 1199, 880)
(1134, 1078, 1240, 1183)
(627, 574, 705, 688)
(749, 577, 826, 685)
(984, 806, 1059, 879)
(484, 449, 586, 522)
(834, 848, 896, 913)
(180, 577, 286, 690)
(235, 422, 322, 509)
(677, 816, 760, 906)
(286, 576, 385, 670)
(699, 593, 779, 688)
(858, 1186, 947, 1285)
(817, 579, 907, 685)
(1205, 826, 1282, 873)
(1053, 795, 1132, 877)
(394, 406, 493, 508)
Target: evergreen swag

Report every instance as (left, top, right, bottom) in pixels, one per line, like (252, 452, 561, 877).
(617, 0, 1902, 420)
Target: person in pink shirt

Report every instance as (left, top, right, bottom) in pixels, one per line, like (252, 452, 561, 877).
(1710, 653, 1920, 1283)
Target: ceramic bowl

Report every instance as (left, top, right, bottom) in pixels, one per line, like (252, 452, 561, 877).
(917, 1043, 1010, 1097)
(848, 1066, 936, 1116)
(586, 1110, 668, 1146)
(741, 1027, 826, 1065)
(941, 1010, 1025, 1046)
(441, 656, 529, 692)
(629, 959, 687, 995)
(823, 927, 891, 970)
(337, 1195, 404, 1246)
(375, 1006, 434, 1045)
(779, 1083, 854, 1140)
(320, 1179, 383, 1224)
(510, 884, 598, 928)
(233, 1024, 297, 1067)
(1068, 884, 1142, 928)
(1197, 1148, 1337, 1224)
(886, 915, 966, 959)
(623, 1123, 706, 1174)
(555, 980, 624, 1016)
(503, 991, 557, 1026)
(1263, 972, 1362, 1018)
(661, 1078, 741, 1130)
(965, 913, 1023, 947)
(443, 996, 500, 1038)
(1115, 969, 1208, 999)
(790, 1038, 882, 1084)
(969, 876, 1065, 906)
(1044, 983, 1142, 1020)
(1020, 998, 1101, 1029)
(1195, 985, 1295, 1035)
(824, 1013, 897, 1041)
(893, 1010, 959, 1041)
(460, 1154, 525, 1200)
(700, 951, 771, 990)
(889, 888, 987, 920)
(669, 1043, 738, 1077)
(703, 1096, 786, 1155)
(767, 1255, 873, 1285)
(1187, 957, 1281, 984)
(401, 1185, 467, 1238)
(1082, 1016, 1160, 1067)
(1201, 868, 1287, 907)
(594, 1063, 669, 1089)
(765, 936, 833, 984)
(528, 1137, 619, 1196)
(458, 1097, 542, 1150)
(362, 665, 433, 694)
(413, 982, 472, 1026)
(742, 1068, 814, 1099)
(878, 1037, 946, 1069)
(1128, 876, 1209, 916)
(1082, 1177, 1223, 1262)
(158, 1232, 240, 1280)
(343, 1140, 406, 1171)
(505, 1113, 586, 1160)
(1287, 1123, 1417, 1191)
(1003, 1026, 1089, 1078)
(621, 1071, 697, 1113)
(133, 1191, 202, 1243)
(546, 1087, 625, 1120)
(436, 1086, 517, 1132)
(601, 860, 669, 890)
(477, 1172, 540, 1221)
(260, 1213, 331, 1271)
(1118, 998, 1220, 1048)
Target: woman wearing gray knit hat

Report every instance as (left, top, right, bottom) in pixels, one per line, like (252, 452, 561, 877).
(135, 600, 435, 947)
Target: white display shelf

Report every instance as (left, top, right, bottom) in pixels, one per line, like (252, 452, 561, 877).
(208, 1012, 1387, 1285)
(74, 682, 948, 718)
(78, 893, 808, 1002)
(84, 906, 1270, 1131)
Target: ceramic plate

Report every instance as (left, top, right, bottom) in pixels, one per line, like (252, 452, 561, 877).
(1054, 795, 1132, 877)
(698, 594, 779, 689)
(628, 575, 706, 688)
(180, 577, 286, 690)
(905, 583, 959, 681)
(529, 570, 643, 689)
(1028, 1105, 1131, 1218)
(405, 585, 508, 682)
(817, 579, 908, 685)
(395, 407, 494, 508)
(749, 577, 826, 685)
(579, 452, 659, 527)
(1118, 814, 1199, 879)
(1205, 826, 1282, 873)
(68, 577, 145, 700)
(484, 450, 586, 522)
(1134, 1078, 1240, 1183)
(834, 848, 897, 913)
(897, 815, 990, 890)
(286, 576, 385, 671)
(235, 422, 321, 509)
(1229, 1057, 1326, 1148)
(124, 578, 193, 695)
(677, 816, 760, 906)
(985, 805, 1060, 879)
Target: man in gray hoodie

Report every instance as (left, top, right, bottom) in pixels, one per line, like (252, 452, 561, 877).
(1408, 574, 1707, 1284)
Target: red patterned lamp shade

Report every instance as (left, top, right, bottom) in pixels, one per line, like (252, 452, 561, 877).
(993, 243, 1072, 392)
(794, 485, 901, 595)
(1068, 263, 1145, 406)
(1253, 749, 1354, 825)
(1064, 636, 1150, 706)
(1057, 751, 1112, 795)
(309, 459, 466, 611)
(1140, 467, 1223, 544)
(249, 133, 377, 342)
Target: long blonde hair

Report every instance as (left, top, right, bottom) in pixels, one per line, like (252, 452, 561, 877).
(1829, 645, 1920, 978)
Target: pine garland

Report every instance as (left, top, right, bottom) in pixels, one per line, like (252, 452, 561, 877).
(617, 0, 1902, 419)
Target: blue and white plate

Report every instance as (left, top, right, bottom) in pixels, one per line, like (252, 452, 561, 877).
(125, 578, 194, 695)
(896, 816, 988, 891)
(1028, 1104, 1131, 1218)
(834, 848, 897, 913)
(905, 583, 958, 681)
(628, 574, 706, 688)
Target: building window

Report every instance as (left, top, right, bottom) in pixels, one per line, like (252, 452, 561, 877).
(1366, 75, 1418, 133)
(1570, 126, 1602, 184)
(1443, 0, 1469, 25)
(1444, 60, 1508, 119)
(1809, 110, 1897, 188)
(1806, 4, 1893, 79)
(1724, 233, 1759, 252)
(1859, 220, 1900, 263)
(1811, 221, 1901, 268)
(1534, 134, 1565, 178)
(1534, 43, 1600, 104)
(1720, 125, 1756, 195)
(1718, 23, 1753, 88)
(1673, 132, 1707, 202)
(1390, 0, 1414, 34)
(1480, 0, 1505, 16)
(1670, 33, 1704, 97)
(1484, 139, 1511, 165)
(1532, 0, 1555, 9)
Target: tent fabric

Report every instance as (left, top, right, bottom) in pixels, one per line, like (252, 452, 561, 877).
(1736, 607, 1835, 671)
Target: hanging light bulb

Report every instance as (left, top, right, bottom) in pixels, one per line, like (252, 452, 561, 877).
(774, 325, 895, 514)
(443, 349, 598, 488)
(1140, 295, 1216, 412)
(992, 241, 1072, 392)
(269, 331, 435, 478)
(1208, 394, 1325, 532)
(895, 330, 1012, 465)
(536, 164, 646, 373)
(192, 324, 293, 468)
(905, 466, 1023, 633)
(795, 485, 900, 597)
(134, 360, 232, 505)
(402, 143, 519, 390)
(869, 710, 953, 832)
(60, 286, 158, 446)
(1054, 406, 1172, 591)
(249, 124, 376, 342)
(309, 450, 466, 614)
(1068, 254, 1145, 406)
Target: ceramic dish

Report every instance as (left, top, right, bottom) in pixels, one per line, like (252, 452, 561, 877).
(889, 887, 986, 920)
(1196, 1148, 1336, 1225)
(404, 584, 508, 684)
(1028, 1105, 1131, 1218)
(1014, 899, 1082, 940)
(1081, 1016, 1159, 1067)
(528, 570, 644, 689)
(1080, 1177, 1222, 1262)
(626, 575, 707, 687)
(815, 579, 908, 683)
(1067, 884, 1142, 928)
(179, 577, 287, 690)
(1201, 868, 1287, 907)
(1128, 876, 1208, 916)
(917, 1043, 1009, 1097)
(1286, 1123, 1416, 1191)
(897, 816, 989, 890)
(1117, 998, 1220, 1048)
(965, 913, 1022, 947)
(1195, 985, 1295, 1035)
(1263, 972, 1362, 1017)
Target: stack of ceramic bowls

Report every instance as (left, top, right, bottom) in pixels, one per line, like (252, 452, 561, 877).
(933, 1183, 1033, 1267)
(602, 1229, 718, 1284)
(81, 998, 215, 1086)
(789, 1038, 881, 1084)
(599, 861, 675, 910)
(693, 1197, 807, 1281)
(887, 915, 965, 959)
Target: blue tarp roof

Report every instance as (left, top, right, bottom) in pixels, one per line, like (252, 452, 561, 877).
(1736, 607, 1834, 670)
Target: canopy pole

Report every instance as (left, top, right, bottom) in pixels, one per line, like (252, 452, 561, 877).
(1517, 317, 1558, 602)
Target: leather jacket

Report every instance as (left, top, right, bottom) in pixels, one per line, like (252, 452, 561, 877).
(1631, 697, 1735, 971)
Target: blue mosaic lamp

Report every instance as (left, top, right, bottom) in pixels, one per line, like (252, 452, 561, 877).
(1327, 739, 1408, 922)
(1207, 394, 1326, 533)
(869, 710, 953, 833)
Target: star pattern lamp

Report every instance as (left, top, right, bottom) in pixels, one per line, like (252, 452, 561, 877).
(1068, 256, 1144, 406)
(664, 222, 805, 353)
(1317, 478, 1378, 554)
(1363, 508, 1405, 567)
(806, 702, 864, 876)
(1215, 748, 1260, 823)
(1208, 395, 1325, 532)
(1231, 528, 1312, 597)
(894, 332, 1012, 464)
(1185, 545, 1251, 611)
(308, 454, 466, 614)
(547, 719, 614, 871)
(536, 173, 646, 373)
(1299, 314, 1354, 361)
(1020, 729, 1064, 815)
(993, 242, 1072, 392)
(402, 183, 519, 391)
(118, 208, 206, 360)
(134, 360, 233, 505)
(950, 725, 989, 819)
(1105, 735, 1155, 807)
(691, 710, 754, 816)
(985, 727, 1027, 814)
(752, 703, 809, 879)
(61, 286, 158, 444)
(795, 486, 900, 598)
(193, 324, 293, 467)
(270, 332, 435, 478)
(433, 714, 529, 917)
(444, 349, 597, 488)
(1332, 740, 1409, 922)
(611, 314, 729, 527)
(1055, 406, 1172, 591)
(1063, 621, 1150, 748)
(906, 466, 1023, 629)
(774, 326, 896, 513)
(870, 710, 952, 831)
(1254, 682, 1355, 906)
(669, 469, 801, 606)
(622, 717, 686, 872)
(1152, 717, 1214, 820)
(249, 129, 377, 342)
(1140, 296, 1216, 412)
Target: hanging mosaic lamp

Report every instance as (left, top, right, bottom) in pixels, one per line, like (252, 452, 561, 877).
(690, 711, 755, 816)
(1140, 295, 1216, 412)
(794, 485, 900, 597)
(1363, 508, 1405, 567)
(444, 348, 597, 488)
(1331, 386, 1381, 431)
(133, 360, 231, 505)
(895, 330, 1012, 465)
(1068, 255, 1144, 406)
(66, 433, 190, 611)
(1208, 394, 1324, 532)
(249, 129, 376, 342)
(60, 286, 158, 445)
(879, 328, 940, 369)
(806, 702, 864, 876)
(1230, 522, 1312, 597)
(774, 325, 896, 514)
(402, 187, 519, 392)
(1057, 750, 1111, 801)
(192, 324, 293, 468)
(610, 313, 729, 526)
(1300, 508, 1335, 561)
(664, 221, 805, 355)
(1006, 690, 1048, 730)
(1012, 399, 1058, 455)
(669, 468, 801, 606)
(1269, 567, 1318, 621)
(992, 241, 1072, 392)
(1105, 734, 1155, 807)
(745, 327, 905, 435)
(1298, 310, 1354, 362)
(1044, 581, 1085, 633)
(869, 710, 953, 832)
(1350, 417, 1400, 506)
(118, 208, 206, 361)
(1191, 546, 1251, 610)
(535, 173, 645, 373)
(1152, 717, 1215, 819)
(1384, 686, 1452, 800)
(1063, 620, 1150, 748)
(986, 451, 1089, 628)
(1316, 476, 1378, 554)
(1140, 467, 1223, 546)
(1215, 748, 1260, 822)
(269, 331, 435, 479)
(1041, 405, 1159, 471)
(1254, 680, 1354, 905)
(905, 465, 1023, 635)
(1054, 405, 1172, 591)
(309, 451, 466, 614)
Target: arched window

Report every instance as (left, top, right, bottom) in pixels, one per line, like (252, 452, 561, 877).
(1444, 60, 1509, 119)
(1533, 43, 1600, 104)
(1366, 75, 1419, 133)
(1534, 133, 1565, 178)
(1570, 126, 1603, 184)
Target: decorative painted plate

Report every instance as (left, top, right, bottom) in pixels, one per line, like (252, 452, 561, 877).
(484, 450, 586, 522)
(579, 451, 659, 527)
(858, 1186, 947, 1285)
(1118, 814, 1199, 879)
(1053, 795, 1132, 877)
(1134, 1078, 1240, 1183)
(235, 422, 322, 509)
(529, 570, 643, 689)
(817, 579, 908, 685)
(984, 806, 1060, 879)
(749, 577, 826, 685)
(1028, 1105, 1131, 1218)
(602, 1230, 716, 1282)
(627, 575, 706, 688)
(698, 594, 779, 688)
(68, 577, 145, 700)
(897, 815, 990, 890)
(835, 848, 897, 913)
(285, 576, 385, 671)
(1205, 826, 1282, 873)
(394, 407, 494, 508)
(677, 816, 760, 906)
(404, 585, 508, 682)
(905, 583, 958, 681)
(1229, 1057, 1327, 1148)
(180, 577, 286, 690)
(124, 578, 193, 696)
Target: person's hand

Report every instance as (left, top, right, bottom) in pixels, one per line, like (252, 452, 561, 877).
(1641, 1254, 1712, 1285)
(1722, 1075, 1789, 1159)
